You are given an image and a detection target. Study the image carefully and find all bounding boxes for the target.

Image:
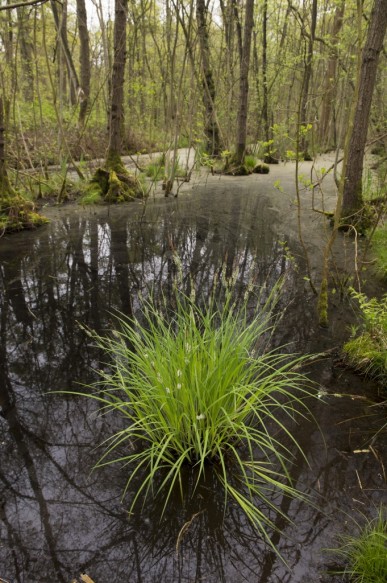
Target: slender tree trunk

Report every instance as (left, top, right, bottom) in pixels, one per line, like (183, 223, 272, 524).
(76, 0, 91, 127)
(235, 0, 254, 165)
(340, 0, 387, 220)
(299, 0, 317, 158)
(50, 0, 80, 104)
(106, 0, 128, 169)
(16, 7, 34, 100)
(318, 1, 345, 150)
(262, 0, 272, 162)
(0, 97, 13, 198)
(196, 0, 221, 155)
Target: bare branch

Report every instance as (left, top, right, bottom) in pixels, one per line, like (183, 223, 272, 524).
(0, 0, 50, 10)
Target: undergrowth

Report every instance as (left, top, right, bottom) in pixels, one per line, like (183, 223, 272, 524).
(343, 289, 387, 385)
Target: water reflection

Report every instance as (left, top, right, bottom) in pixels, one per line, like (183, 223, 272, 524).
(0, 186, 385, 582)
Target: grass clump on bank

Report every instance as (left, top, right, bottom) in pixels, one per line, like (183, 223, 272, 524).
(372, 222, 387, 279)
(330, 507, 387, 583)
(343, 290, 387, 384)
(76, 284, 316, 552)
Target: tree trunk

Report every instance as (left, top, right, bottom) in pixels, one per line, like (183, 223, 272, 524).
(234, 0, 254, 165)
(76, 0, 91, 127)
(340, 0, 387, 220)
(0, 97, 13, 198)
(51, 0, 80, 105)
(299, 0, 317, 158)
(261, 0, 273, 162)
(106, 0, 128, 170)
(196, 0, 221, 155)
(318, 1, 345, 150)
(16, 7, 34, 100)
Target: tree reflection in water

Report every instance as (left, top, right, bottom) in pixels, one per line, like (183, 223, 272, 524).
(0, 187, 385, 582)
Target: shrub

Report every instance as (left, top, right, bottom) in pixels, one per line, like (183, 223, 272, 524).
(74, 285, 316, 554)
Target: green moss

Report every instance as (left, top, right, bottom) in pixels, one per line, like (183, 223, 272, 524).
(317, 278, 329, 327)
(0, 195, 49, 232)
(83, 167, 143, 204)
(224, 164, 251, 176)
(105, 151, 129, 175)
(105, 170, 135, 203)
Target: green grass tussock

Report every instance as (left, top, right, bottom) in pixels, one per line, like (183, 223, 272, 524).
(75, 284, 317, 554)
(330, 507, 387, 583)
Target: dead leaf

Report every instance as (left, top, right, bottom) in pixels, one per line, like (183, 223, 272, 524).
(80, 575, 96, 583)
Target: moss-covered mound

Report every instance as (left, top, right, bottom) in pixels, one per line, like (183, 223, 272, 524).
(223, 164, 252, 176)
(343, 333, 387, 385)
(0, 195, 49, 233)
(253, 163, 270, 174)
(82, 167, 143, 204)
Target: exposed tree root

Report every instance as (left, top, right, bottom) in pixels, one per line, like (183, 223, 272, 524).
(87, 167, 143, 203)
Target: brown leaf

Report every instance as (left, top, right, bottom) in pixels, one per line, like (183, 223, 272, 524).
(80, 575, 96, 583)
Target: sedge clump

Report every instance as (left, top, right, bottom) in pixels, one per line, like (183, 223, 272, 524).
(75, 284, 317, 553)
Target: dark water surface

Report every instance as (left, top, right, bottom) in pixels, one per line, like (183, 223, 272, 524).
(0, 184, 385, 583)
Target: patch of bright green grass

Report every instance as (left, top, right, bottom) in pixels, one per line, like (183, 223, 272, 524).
(331, 507, 387, 583)
(244, 154, 258, 171)
(72, 285, 317, 555)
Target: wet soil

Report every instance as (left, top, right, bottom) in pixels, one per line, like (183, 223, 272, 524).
(0, 158, 386, 583)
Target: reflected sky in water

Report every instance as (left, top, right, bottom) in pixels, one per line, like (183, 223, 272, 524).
(0, 184, 385, 582)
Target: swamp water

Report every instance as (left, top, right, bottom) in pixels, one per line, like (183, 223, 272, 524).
(0, 178, 386, 582)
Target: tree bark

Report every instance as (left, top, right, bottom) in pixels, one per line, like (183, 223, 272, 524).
(235, 0, 254, 165)
(16, 6, 34, 100)
(340, 0, 387, 219)
(318, 1, 345, 150)
(50, 0, 80, 105)
(299, 0, 317, 158)
(76, 0, 91, 127)
(196, 0, 221, 156)
(106, 0, 128, 169)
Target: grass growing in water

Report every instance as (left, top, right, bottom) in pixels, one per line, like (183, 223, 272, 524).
(330, 507, 387, 583)
(78, 286, 316, 552)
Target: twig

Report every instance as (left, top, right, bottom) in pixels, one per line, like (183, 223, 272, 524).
(176, 511, 204, 554)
